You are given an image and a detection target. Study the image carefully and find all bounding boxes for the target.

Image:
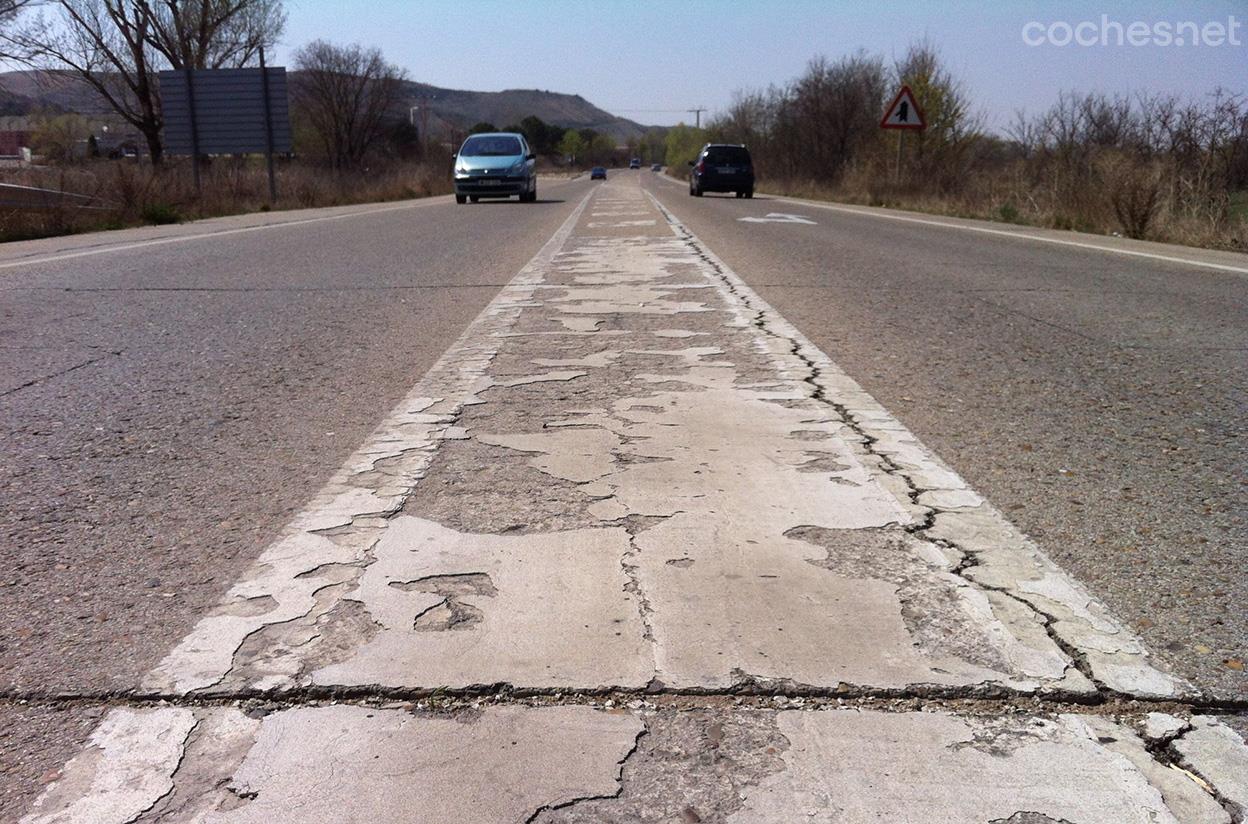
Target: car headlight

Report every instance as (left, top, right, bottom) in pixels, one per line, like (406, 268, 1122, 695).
(455, 165, 468, 176)
(509, 159, 526, 174)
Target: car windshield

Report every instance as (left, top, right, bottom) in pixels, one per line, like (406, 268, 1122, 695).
(460, 135, 523, 157)
(703, 147, 751, 165)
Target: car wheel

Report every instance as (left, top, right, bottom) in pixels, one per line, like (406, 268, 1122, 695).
(745, 190, 754, 199)
(455, 194, 466, 204)
(735, 191, 744, 198)
(469, 196, 479, 203)
(694, 186, 703, 197)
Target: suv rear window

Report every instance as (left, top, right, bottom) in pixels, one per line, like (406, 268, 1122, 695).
(703, 146, 751, 165)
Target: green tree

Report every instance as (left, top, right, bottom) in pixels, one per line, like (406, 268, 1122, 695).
(31, 112, 92, 162)
(557, 129, 585, 164)
(469, 121, 497, 134)
(587, 132, 616, 164)
(642, 128, 666, 164)
(519, 114, 562, 155)
(664, 123, 706, 169)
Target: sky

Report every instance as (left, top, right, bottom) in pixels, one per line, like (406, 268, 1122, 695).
(275, 0, 1245, 133)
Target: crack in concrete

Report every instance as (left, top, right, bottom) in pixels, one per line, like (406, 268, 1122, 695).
(523, 727, 647, 824)
(1, 350, 121, 397)
(5, 684, 1246, 713)
(1164, 721, 1248, 820)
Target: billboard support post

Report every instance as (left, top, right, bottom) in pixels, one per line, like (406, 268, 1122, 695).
(259, 46, 278, 203)
(184, 67, 202, 196)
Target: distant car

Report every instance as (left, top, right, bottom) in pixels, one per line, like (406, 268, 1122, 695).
(590, 167, 607, 180)
(629, 157, 641, 169)
(650, 163, 662, 172)
(452, 132, 538, 204)
(689, 143, 754, 198)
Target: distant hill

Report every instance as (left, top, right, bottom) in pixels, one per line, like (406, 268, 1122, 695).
(402, 81, 653, 142)
(0, 70, 113, 115)
(0, 70, 658, 143)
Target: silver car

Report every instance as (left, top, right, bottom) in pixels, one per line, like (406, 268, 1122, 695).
(453, 132, 538, 203)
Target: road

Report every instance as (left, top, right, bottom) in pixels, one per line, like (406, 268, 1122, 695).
(2, 171, 1245, 822)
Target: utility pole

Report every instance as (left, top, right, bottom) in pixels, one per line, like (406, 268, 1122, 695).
(688, 107, 706, 129)
(419, 98, 431, 156)
(410, 98, 433, 156)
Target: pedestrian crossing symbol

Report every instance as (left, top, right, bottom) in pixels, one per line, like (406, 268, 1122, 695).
(880, 85, 926, 130)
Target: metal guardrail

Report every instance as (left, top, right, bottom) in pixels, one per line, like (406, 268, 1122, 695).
(0, 182, 112, 211)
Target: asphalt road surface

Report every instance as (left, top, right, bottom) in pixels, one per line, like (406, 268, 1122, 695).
(2, 171, 1245, 822)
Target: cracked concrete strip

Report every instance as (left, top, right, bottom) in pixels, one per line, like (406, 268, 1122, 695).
(725, 709, 1227, 824)
(1172, 717, 1248, 818)
(306, 517, 652, 690)
(146, 177, 1188, 700)
(20, 708, 197, 824)
(22, 705, 642, 824)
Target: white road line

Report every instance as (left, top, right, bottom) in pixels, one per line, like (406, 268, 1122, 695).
(650, 171, 1248, 276)
(771, 196, 1248, 276)
(0, 199, 449, 272)
(0, 178, 586, 272)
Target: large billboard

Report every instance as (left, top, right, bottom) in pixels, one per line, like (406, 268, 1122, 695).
(160, 67, 292, 156)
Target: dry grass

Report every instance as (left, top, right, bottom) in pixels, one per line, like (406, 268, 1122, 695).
(1, 158, 454, 243)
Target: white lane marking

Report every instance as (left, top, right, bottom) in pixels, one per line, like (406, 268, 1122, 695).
(0, 200, 448, 271)
(0, 179, 586, 272)
(738, 212, 816, 225)
(650, 171, 1248, 276)
(773, 197, 1248, 276)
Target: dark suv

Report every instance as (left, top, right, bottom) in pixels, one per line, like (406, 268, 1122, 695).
(689, 144, 754, 198)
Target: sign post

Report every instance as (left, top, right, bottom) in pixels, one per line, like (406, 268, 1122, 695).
(880, 85, 926, 183)
(183, 67, 202, 196)
(259, 47, 278, 203)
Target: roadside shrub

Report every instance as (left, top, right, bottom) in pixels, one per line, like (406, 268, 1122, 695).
(141, 203, 182, 225)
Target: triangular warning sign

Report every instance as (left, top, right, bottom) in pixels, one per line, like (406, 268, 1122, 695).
(881, 85, 926, 130)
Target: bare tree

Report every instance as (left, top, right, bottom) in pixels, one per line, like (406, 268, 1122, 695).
(893, 40, 984, 189)
(141, 0, 284, 69)
(0, 0, 34, 57)
(7, 0, 284, 164)
(291, 40, 406, 170)
(11, 1, 166, 161)
(707, 52, 887, 183)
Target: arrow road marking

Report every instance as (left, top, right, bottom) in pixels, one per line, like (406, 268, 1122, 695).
(737, 212, 817, 225)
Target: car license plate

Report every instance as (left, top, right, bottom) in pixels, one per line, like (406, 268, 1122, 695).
(479, 179, 500, 186)
(718, 166, 735, 174)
